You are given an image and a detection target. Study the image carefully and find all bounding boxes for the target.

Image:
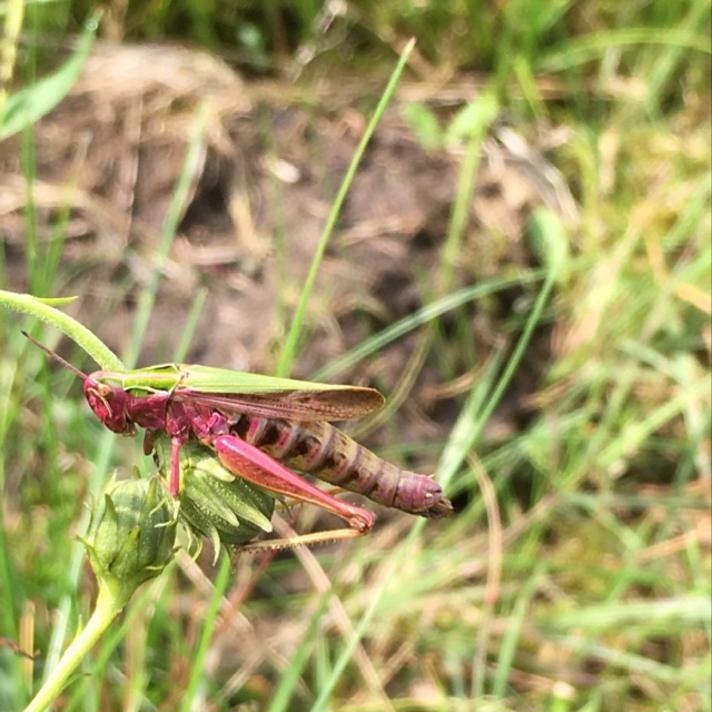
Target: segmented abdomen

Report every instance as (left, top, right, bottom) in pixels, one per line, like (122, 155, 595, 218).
(229, 414, 451, 517)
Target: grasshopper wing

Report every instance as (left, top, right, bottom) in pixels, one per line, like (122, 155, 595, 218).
(175, 365, 385, 422)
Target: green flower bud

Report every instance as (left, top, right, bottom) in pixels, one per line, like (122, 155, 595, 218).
(175, 442, 275, 559)
(83, 476, 177, 605)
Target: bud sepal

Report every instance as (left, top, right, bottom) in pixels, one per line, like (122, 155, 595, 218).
(176, 442, 275, 560)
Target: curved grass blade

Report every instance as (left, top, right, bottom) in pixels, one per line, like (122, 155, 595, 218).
(311, 270, 544, 382)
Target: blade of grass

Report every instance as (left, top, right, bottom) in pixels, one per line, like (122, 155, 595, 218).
(276, 38, 415, 377)
(470, 455, 504, 700)
(41, 151, 87, 294)
(267, 590, 332, 712)
(471, 209, 567, 438)
(596, 376, 709, 472)
(21, 103, 38, 293)
(545, 596, 711, 631)
(440, 91, 499, 289)
(432, 91, 498, 377)
(179, 553, 232, 712)
(0, 0, 24, 118)
(307, 532, 420, 712)
(0, 509, 22, 709)
(440, 208, 568, 487)
(644, 0, 710, 113)
(174, 288, 208, 362)
(437, 348, 506, 491)
(122, 104, 207, 367)
(550, 634, 697, 684)
(311, 269, 544, 381)
(0, 334, 22, 655)
(492, 566, 544, 697)
(0, 15, 97, 141)
(539, 27, 709, 73)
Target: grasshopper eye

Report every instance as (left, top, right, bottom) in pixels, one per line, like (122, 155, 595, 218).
(87, 387, 113, 417)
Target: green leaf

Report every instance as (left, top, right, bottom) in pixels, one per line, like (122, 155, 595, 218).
(444, 91, 499, 146)
(34, 296, 78, 306)
(0, 16, 97, 141)
(528, 207, 569, 275)
(402, 101, 443, 149)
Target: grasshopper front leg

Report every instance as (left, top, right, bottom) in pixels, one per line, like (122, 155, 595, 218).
(169, 436, 185, 497)
(213, 434, 375, 533)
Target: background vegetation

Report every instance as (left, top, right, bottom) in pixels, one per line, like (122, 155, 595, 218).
(0, 1, 709, 711)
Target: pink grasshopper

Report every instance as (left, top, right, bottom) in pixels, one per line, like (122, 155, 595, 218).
(26, 334, 452, 540)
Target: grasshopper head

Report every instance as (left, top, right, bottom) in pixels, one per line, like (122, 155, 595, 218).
(19, 332, 135, 435)
(84, 375, 134, 434)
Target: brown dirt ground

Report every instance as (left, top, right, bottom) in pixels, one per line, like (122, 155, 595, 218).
(0, 42, 576, 468)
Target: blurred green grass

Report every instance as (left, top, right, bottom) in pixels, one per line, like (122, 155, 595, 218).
(0, 1, 710, 711)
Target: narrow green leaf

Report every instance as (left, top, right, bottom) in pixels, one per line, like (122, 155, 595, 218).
(276, 38, 416, 377)
(0, 16, 97, 141)
(539, 28, 709, 73)
(34, 296, 78, 306)
(312, 270, 544, 381)
(179, 554, 232, 712)
(402, 101, 443, 149)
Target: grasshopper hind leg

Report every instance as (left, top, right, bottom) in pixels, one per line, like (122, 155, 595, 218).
(213, 434, 375, 533)
(236, 526, 367, 554)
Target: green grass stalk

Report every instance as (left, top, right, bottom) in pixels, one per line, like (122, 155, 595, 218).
(180, 554, 232, 712)
(276, 38, 415, 377)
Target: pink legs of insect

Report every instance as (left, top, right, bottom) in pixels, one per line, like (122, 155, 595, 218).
(169, 437, 183, 497)
(213, 434, 375, 533)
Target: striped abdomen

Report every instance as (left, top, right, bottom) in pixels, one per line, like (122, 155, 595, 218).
(229, 414, 452, 518)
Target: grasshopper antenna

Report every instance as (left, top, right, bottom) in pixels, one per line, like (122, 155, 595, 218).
(21, 330, 88, 380)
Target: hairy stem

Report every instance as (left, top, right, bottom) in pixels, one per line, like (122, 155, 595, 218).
(0, 289, 123, 370)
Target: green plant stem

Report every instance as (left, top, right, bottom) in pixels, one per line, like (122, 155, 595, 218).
(0, 289, 123, 370)
(23, 585, 126, 712)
